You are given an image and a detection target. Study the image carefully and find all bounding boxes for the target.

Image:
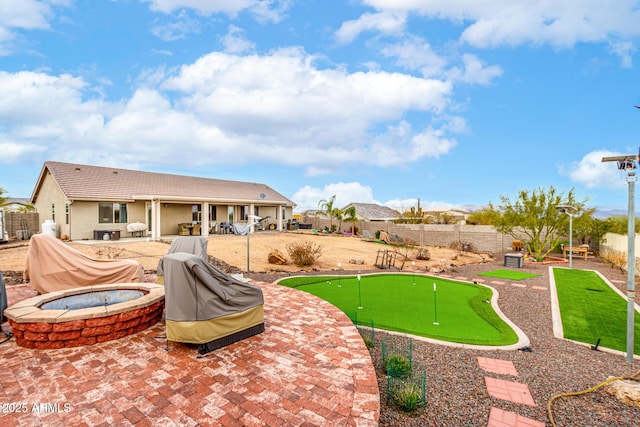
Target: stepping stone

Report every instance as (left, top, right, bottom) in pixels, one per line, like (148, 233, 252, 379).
(478, 357, 518, 376)
(484, 377, 536, 406)
(532, 286, 547, 291)
(490, 280, 506, 285)
(511, 283, 527, 288)
(487, 407, 545, 427)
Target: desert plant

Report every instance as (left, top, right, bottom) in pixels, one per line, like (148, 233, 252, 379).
(362, 336, 374, 349)
(415, 248, 430, 260)
(390, 382, 424, 412)
(286, 241, 323, 267)
(449, 240, 477, 254)
(602, 249, 628, 272)
(384, 354, 412, 379)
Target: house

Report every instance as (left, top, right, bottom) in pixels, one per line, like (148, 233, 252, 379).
(341, 203, 401, 222)
(423, 208, 469, 224)
(1, 198, 33, 212)
(30, 161, 296, 241)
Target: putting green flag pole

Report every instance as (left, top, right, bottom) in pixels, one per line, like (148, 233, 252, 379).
(433, 283, 439, 325)
(357, 272, 362, 309)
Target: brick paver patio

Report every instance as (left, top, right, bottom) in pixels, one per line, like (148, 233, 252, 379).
(1, 282, 379, 426)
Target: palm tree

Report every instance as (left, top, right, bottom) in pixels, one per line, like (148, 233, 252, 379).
(317, 195, 338, 232)
(342, 205, 358, 234)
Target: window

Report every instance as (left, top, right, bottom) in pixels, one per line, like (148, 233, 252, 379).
(51, 204, 55, 222)
(65, 203, 69, 225)
(209, 205, 217, 221)
(192, 204, 202, 222)
(228, 206, 234, 223)
(240, 206, 249, 221)
(99, 203, 128, 224)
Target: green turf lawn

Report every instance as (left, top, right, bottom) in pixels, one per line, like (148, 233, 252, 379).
(278, 274, 519, 346)
(553, 268, 640, 355)
(477, 269, 540, 281)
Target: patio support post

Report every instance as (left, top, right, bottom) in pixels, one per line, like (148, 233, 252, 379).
(625, 171, 636, 363)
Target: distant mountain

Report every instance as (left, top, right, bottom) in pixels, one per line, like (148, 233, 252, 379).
(593, 209, 640, 219)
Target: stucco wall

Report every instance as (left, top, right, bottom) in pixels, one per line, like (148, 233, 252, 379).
(32, 171, 68, 238)
(303, 216, 521, 254)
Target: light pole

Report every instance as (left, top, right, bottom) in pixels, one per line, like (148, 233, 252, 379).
(246, 215, 263, 277)
(602, 147, 638, 363)
(556, 204, 577, 268)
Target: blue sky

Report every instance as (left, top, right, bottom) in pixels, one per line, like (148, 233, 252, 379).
(1, 1, 640, 213)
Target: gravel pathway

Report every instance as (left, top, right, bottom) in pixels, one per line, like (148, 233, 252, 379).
(254, 254, 640, 426)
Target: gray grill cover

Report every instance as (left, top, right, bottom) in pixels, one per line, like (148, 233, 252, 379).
(163, 252, 264, 322)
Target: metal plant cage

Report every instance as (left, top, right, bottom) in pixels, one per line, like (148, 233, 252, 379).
(381, 337, 413, 378)
(386, 366, 427, 412)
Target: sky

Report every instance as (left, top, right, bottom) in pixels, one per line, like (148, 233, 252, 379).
(1, 1, 640, 213)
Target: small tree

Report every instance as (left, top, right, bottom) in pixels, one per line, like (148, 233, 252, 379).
(0, 187, 7, 208)
(316, 195, 340, 232)
(342, 205, 358, 234)
(466, 206, 502, 225)
(493, 186, 589, 260)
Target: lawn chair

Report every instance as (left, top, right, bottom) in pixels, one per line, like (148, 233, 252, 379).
(178, 223, 191, 236)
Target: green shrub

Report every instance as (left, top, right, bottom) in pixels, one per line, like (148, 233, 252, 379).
(362, 336, 374, 349)
(384, 354, 412, 379)
(286, 241, 323, 267)
(390, 382, 424, 411)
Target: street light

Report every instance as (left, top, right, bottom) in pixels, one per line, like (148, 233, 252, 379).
(602, 146, 638, 364)
(246, 215, 264, 277)
(556, 204, 577, 268)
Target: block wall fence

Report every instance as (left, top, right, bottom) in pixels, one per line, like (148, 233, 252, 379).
(301, 217, 531, 254)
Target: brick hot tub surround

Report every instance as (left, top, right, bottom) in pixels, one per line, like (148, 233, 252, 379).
(5, 283, 165, 349)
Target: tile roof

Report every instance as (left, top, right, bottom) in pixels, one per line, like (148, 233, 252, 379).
(344, 202, 400, 220)
(33, 161, 295, 206)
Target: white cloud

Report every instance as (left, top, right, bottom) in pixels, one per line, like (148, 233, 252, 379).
(448, 54, 503, 85)
(142, 0, 289, 22)
(0, 138, 47, 162)
(379, 36, 448, 78)
(220, 25, 255, 54)
(561, 149, 633, 189)
(361, 0, 640, 49)
(142, 0, 254, 15)
(0, 48, 462, 170)
(150, 10, 201, 41)
(384, 197, 455, 212)
(291, 182, 378, 211)
(335, 11, 407, 44)
(609, 40, 636, 69)
(0, 0, 70, 55)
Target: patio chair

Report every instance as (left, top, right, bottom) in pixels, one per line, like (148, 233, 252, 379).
(178, 223, 190, 236)
(191, 223, 201, 236)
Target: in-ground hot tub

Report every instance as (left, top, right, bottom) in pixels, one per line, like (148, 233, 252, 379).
(5, 283, 165, 349)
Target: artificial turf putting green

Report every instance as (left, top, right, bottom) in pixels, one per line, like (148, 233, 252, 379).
(477, 269, 540, 281)
(553, 268, 640, 355)
(277, 274, 519, 346)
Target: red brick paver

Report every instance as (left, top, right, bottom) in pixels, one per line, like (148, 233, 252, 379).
(487, 407, 545, 427)
(1, 281, 379, 426)
(484, 377, 536, 406)
(478, 357, 519, 376)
